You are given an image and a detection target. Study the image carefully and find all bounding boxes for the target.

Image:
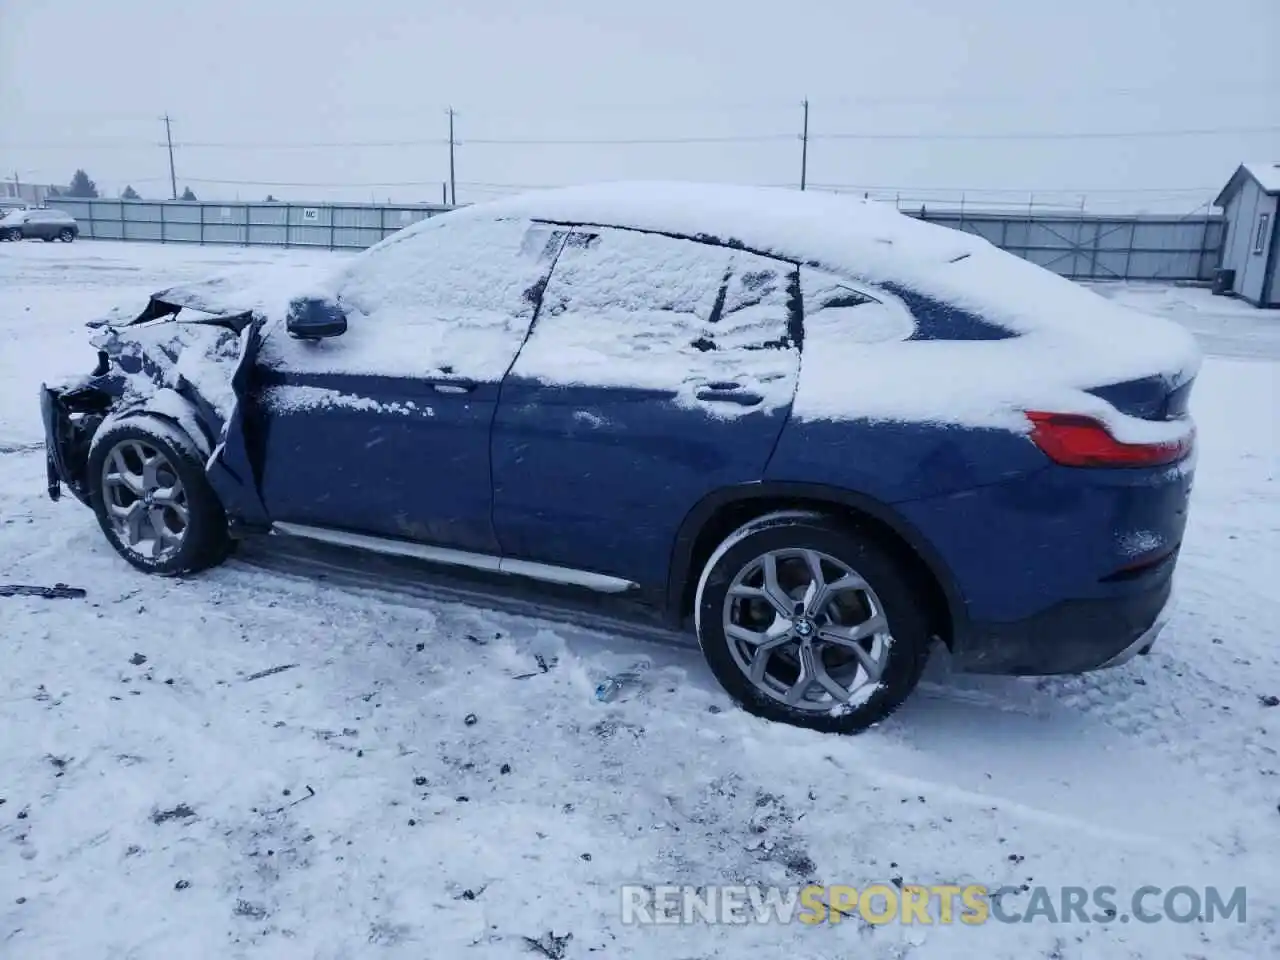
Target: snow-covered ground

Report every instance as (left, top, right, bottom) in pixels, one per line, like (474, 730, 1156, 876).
(2, 241, 1277, 959)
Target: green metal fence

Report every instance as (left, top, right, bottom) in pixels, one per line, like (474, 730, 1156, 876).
(42, 197, 1224, 281)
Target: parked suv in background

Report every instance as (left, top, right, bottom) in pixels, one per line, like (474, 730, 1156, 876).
(0, 207, 79, 242)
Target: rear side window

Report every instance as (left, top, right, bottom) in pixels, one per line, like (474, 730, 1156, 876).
(511, 226, 799, 397)
(801, 267, 915, 343)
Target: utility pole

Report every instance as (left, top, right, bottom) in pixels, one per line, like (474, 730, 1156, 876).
(447, 108, 457, 207)
(162, 114, 178, 200)
(799, 98, 809, 192)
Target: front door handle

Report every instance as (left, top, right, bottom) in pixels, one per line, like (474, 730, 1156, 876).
(429, 379, 477, 395)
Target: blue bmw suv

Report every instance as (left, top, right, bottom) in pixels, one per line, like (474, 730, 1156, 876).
(41, 183, 1199, 732)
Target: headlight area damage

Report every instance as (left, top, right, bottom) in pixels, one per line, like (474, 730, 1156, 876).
(40, 290, 274, 537)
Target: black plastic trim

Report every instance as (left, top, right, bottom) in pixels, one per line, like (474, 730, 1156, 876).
(955, 569, 1173, 676)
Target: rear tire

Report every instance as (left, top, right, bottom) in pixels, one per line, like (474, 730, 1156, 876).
(88, 415, 232, 576)
(694, 510, 931, 733)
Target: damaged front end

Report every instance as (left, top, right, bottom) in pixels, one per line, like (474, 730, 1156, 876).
(40, 352, 120, 504)
(40, 285, 280, 536)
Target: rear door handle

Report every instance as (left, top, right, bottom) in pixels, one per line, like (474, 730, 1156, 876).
(695, 385, 764, 407)
(429, 379, 477, 395)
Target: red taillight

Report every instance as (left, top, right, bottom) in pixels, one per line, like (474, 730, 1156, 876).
(1026, 412, 1194, 468)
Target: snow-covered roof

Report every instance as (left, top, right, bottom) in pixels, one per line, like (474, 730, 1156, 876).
(1214, 162, 1280, 206)
(464, 181, 983, 273)
(1244, 162, 1280, 194)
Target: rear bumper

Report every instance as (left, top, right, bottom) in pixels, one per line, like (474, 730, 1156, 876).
(953, 561, 1175, 675)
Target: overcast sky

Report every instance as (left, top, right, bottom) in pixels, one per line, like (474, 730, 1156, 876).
(2, 0, 1277, 211)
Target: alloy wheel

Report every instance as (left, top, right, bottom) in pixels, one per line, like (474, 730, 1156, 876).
(101, 438, 190, 562)
(722, 548, 892, 712)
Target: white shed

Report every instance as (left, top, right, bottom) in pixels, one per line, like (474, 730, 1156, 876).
(1214, 162, 1280, 308)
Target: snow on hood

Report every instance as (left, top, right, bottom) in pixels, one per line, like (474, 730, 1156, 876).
(88, 261, 341, 425)
(147, 261, 338, 321)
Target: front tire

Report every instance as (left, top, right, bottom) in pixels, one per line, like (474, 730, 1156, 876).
(88, 415, 231, 576)
(694, 511, 931, 733)
(58, 228, 75, 242)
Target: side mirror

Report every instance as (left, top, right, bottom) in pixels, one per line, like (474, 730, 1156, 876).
(286, 297, 347, 340)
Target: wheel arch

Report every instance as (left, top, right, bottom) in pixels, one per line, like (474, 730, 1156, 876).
(665, 482, 966, 648)
(99, 390, 218, 462)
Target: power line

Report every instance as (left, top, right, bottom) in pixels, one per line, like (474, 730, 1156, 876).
(173, 176, 447, 187)
(809, 125, 1280, 142)
(173, 139, 447, 148)
(10, 123, 1278, 152)
(806, 182, 1219, 195)
(11, 80, 1270, 123)
(461, 133, 797, 145)
(118, 174, 1222, 199)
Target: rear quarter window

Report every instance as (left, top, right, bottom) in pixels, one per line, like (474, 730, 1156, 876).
(801, 267, 915, 343)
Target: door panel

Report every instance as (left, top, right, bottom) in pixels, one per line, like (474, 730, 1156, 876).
(251, 218, 567, 552)
(492, 227, 800, 587)
(253, 372, 500, 549)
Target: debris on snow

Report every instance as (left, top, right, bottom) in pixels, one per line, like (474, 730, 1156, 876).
(150, 804, 196, 824)
(522, 930, 572, 959)
(512, 653, 555, 680)
(243, 663, 299, 682)
(0, 583, 86, 599)
(276, 785, 316, 811)
(232, 899, 268, 921)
